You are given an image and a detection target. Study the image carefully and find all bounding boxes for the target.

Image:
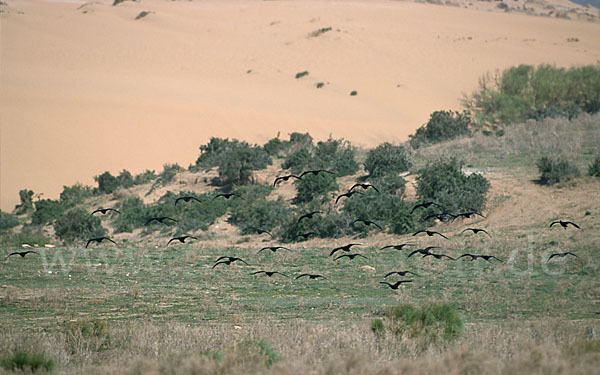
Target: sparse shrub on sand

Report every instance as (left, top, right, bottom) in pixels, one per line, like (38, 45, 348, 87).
(116, 169, 135, 188)
(135, 11, 152, 20)
(133, 169, 157, 185)
(0, 211, 19, 232)
(53, 207, 106, 243)
(295, 71, 309, 79)
(95, 171, 119, 195)
(14, 189, 35, 215)
(350, 90, 357, 96)
(308, 27, 332, 38)
(364, 142, 412, 178)
(416, 157, 489, 214)
(59, 183, 93, 208)
(292, 170, 338, 205)
(409, 110, 472, 149)
(282, 147, 313, 174)
(316, 82, 324, 88)
(588, 156, 600, 177)
(536, 156, 580, 185)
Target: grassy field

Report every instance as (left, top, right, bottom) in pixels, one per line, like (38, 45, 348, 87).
(1, 115, 599, 374)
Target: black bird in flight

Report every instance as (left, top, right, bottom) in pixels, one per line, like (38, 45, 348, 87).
(335, 191, 362, 204)
(251, 270, 289, 278)
(380, 243, 415, 251)
(380, 280, 413, 289)
(85, 237, 117, 248)
(330, 243, 361, 257)
(6, 250, 39, 259)
(413, 230, 448, 239)
(334, 253, 369, 261)
(167, 235, 198, 246)
(384, 270, 419, 278)
(423, 252, 455, 260)
(550, 220, 580, 229)
(299, 169, 335, 178)
(245, 226, 273, 237)
(213, 193, 243, 200)
(295, 273, 327, 280)
(457, 254, 502, 262)
(212, 257, 250, 268)
(454, 211, 485, 220)
(145, 216, 178, 225)
(298, 211, 322, 223)
(175, 196, 201, 205)
(547, 252, 578, 262)
(411, 201, 443, 214)
(461, 228, 491, 237)
(407, 247, 440, 258)
(91, 208, 120, 215)
(257, 246, 291, 254)
(273, 174, 302, 186)
(350, 183, 380, 193)
(352, 219, 383, 231)
(423, 212, 457, 222)
(292, 232, 318, 241)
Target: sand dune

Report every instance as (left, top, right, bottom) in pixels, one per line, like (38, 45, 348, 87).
(1, 0, 600, 211)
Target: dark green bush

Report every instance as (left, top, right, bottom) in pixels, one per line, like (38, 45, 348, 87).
(313, 137, 359, 176)
(229, 196, 291, 235)
(54, 207, 107, 243)
(364, 143, 412, 178)
(114, 196, 147, 233)
(342, 189, 414, 235)
(369, 174, 407, 195)
(158, 191, 228, 233)
(0, 351, 55, 373)
(536, 156, 580, 185)
(95, 171, 119, 194)
(465, 64, 600, 126)
(0, 211, 19, 231)
(14, 189, 34, 215)
(588, 156, 600, 177)
(384, 303, 463, 343)
(31, 199, 65, 226)
(292, 171, 338, 205)
(281, 147, 313, 174)
(277, 211, 352, 242)
(0, 227, 52, 247)
(263, 136, 285, 156)
(409, 110, 472, 148)
(133, 169, 157, 185)
(416, 158, 490, 214)
(287, 132, 314, 151)
(295, 71, 309, 79)
(236, 339, 281, 368)
(117, 169, 135, 188)
(59, 183, 93, 208)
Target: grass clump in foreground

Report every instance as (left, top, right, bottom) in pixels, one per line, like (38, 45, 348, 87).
(0, 352, 55, 373)
(588, 156, 600, 177)
(374, 303, 463, 347)
(536, 156, 580, 185)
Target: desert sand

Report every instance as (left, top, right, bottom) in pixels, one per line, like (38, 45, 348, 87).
(1, 0, 600, 211)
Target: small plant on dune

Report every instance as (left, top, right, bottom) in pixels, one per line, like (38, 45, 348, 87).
(409, 110, 472, 149)
(316, 82, 324, 88)
(135, 11, 152, 20)
(292, 171, 338, 205)
(350, 90, 357, 96)
(94, 171, 119, 195)
(133, 169, 157, 185)
(308, 27, 332, 38)
(588, 156, 600, 177)
(0, 351, 55, 373)
(536, 156, 580, 185)
(363, 142, 412, 178)
(295, 71, 309, 79)
(53, 207, 107, 243)
(116, 169, 135, 189)
(59, 183, 93, 208)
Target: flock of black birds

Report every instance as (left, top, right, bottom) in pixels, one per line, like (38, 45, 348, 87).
(5, 169, 583, 292)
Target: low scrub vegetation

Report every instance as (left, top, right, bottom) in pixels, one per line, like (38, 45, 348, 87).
(53, 207, 106, 243)
(0, 351, 55, 373)
(0, 211, 19, 232)
(588, 156, 600, 177)
(363, 143, 411, 177)
(536, 156, 581, 185)
(409, 110, 472, 148)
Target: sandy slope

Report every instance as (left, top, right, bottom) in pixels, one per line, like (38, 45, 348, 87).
(1, 0, 600, 211)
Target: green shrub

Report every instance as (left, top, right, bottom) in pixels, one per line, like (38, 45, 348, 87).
(350, 90, 357, 96)
(369, 174, 406, 195)
(236, 339, 281, 368)
(313, 137, 359, 176)
(0, 351, 55, 373)
(0, 228, 52, 247)
(14, 189, 34, 215)
(277, 211, 352, 242)
(117, 169, 135, 188)
(133, 169, 157, 185)
(308, 27, 332, 37)
(416, 158, 490, 214)
(281, 147, 313, 174)
(95, 171, 119, 194)
(228, 190, 290, 234)
(287, 132, 314, 151)
(54, 207, 107, 243)
(536, 156, 580, 185)
(32, 199, 65, 226)
(409, 110, 472, 148)
(59, 183, 93, 208)
(114, 196, 147, 233)
(263, 136, 285, 156)
(292, 171, 338, 205)
(464, 64, 600, 126)
(384, 303, 463, 343)
(364, 143, 412, 177)
(316, 82, 324, 88)
(63, 318, 111, 353)
(295, 71, 309, 79)
(0, 211, 19, 231)
(342, 189, 414, 235)
(165, 191, 228, 233)
(371, 319, 385, 338)
(588, 156, 600, 177)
